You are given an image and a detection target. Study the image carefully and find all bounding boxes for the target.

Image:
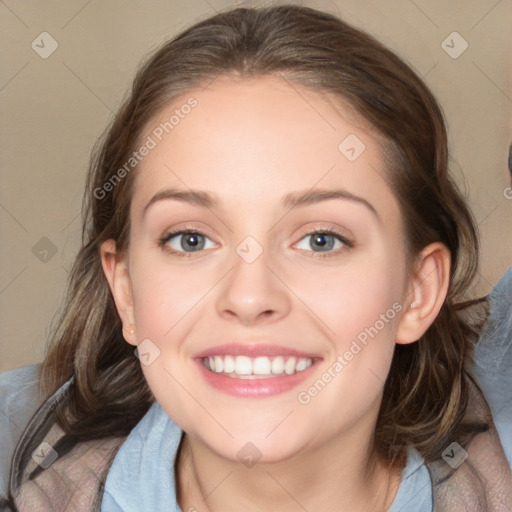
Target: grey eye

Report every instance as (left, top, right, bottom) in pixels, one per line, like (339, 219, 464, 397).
(295, 232, 345, 252)
(164, 232, 215, 252)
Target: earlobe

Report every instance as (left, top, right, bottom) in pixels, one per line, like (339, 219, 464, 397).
(100, 239, 137, 346)
(395, 242, 451, 345)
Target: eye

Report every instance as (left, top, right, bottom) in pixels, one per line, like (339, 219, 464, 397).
(159, 229, 216, 256)
(294, 228, 353, 255)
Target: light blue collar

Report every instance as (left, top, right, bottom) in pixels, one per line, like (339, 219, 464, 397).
(388, 447, 432, 511)
(101, 401, 184, 512)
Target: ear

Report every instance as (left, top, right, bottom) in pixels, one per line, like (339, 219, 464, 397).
(395, 242, 451, 345)
(100, 239, 137, 346)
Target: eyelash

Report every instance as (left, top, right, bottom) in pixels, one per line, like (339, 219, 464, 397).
(158, 226, 354, 259)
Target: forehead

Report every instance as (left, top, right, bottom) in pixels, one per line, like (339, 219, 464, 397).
(131, 75, 398, 221)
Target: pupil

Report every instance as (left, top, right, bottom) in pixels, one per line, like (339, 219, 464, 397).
(314, 234, 326, 246)
(184, 233, 201, 250)
(312, 234, 333, 251)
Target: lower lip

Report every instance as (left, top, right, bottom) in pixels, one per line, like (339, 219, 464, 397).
(195, 358, 319, 398)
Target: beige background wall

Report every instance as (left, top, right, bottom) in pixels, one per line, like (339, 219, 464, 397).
(1, 0, 511, 373)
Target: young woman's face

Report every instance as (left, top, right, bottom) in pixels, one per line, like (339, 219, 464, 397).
(122, 76, 412, 463)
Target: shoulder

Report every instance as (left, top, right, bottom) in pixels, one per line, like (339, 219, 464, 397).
(0, 364, 45, 498)
(1, 368, 127, 511)
(0, 363, 41, 396)
(473, 267, 512, 466)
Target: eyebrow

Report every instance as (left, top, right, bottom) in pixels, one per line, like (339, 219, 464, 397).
(282, 188, 379, 219)
(143, 188, 216, 214)
(143, 186, 379, 220)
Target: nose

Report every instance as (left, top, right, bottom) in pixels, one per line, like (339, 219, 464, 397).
(215, 245, 292, 327)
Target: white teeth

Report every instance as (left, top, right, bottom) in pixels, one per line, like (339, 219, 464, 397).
(223, 355, 235, 373)
(234, 356, 252, 375)
(284, 357, 297, 375)
(271, 356, 285, 374)
(295, 358, 308, 372)
(253, 357, 271, 375)
(214, 356, 224, 373)
(203, 354, 314, 377)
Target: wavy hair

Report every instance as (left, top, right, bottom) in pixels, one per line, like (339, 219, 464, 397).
(40, 4, 486, 465)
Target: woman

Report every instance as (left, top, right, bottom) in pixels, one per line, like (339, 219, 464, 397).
(1, 5, 511, 511)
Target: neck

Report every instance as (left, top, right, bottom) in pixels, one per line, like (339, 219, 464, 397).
(175, 424, 403, 512)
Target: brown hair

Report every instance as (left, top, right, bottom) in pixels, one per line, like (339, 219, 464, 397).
(40, 4, 486, 465)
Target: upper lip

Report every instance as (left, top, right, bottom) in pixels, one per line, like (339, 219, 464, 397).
(194, 343, 322, 359)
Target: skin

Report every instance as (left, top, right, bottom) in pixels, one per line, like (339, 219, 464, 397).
(101, 75, 450, 511)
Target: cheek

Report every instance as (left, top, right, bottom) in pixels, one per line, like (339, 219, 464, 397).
(297, 301, 400, 436)
(296, 249, 405, 343)
(129, 255, 208, 338)
(295, 249, 405, 408)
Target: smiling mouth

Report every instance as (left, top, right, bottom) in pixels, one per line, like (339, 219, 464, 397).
(201, 355, 316, 379)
